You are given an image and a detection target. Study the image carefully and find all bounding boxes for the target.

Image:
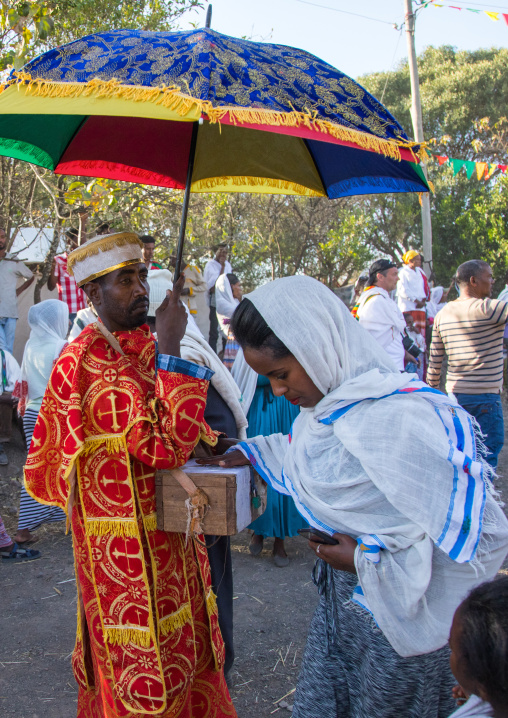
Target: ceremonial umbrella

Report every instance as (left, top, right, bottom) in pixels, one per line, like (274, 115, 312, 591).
(0, 27, 429, 275)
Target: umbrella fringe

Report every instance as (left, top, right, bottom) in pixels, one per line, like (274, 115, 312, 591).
(4, 72, 425, 162)
(192, 175, 324, 196)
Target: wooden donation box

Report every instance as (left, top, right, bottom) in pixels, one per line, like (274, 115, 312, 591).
(156, 459, 266, 535)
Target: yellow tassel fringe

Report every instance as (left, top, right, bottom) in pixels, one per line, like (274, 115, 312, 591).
(104, 626, 152, 648)
(144, 513, 158, 532)
(82, 435, 125, 456)
(159, 604, 192, 636)
(85, 518, 138, 537)
(206, 590, 218, 617)
(5, 72, 427, 161)
(193, 176, 324, 197)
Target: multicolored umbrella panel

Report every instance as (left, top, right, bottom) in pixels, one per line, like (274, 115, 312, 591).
(0, 28, 429, 200)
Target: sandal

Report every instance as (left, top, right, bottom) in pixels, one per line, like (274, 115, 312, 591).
(1, 542, 41, 561)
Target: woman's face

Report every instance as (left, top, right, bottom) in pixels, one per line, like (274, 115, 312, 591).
(231, 282, 243, 301)
(243, 346, 324, 409)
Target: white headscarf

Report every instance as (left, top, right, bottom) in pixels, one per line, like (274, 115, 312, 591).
(147, 274, 248, 439)
(231, 347, 258, 414)
(18, 299, 69, 414)
(215, 273, 239, 337)
(237, 276, 508, 657)
(427, 285, 446, 319)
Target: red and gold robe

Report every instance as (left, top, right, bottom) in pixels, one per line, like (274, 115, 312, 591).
(24, 324, 236, 718)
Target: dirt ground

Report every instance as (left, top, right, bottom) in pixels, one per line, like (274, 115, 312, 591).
(1, 405, 508, 718)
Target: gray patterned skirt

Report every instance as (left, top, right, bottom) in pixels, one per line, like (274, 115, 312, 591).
(292, 561, 456, 718)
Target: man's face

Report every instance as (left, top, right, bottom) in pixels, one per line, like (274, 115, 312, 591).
(0, 229, 6, 251)
(472, 265, 494, 298)
(85, 263, 150, 332)
(408, 254, 422, 269)
(376, 267, 399, 293)
(215, 247, 228, 263)
(142, 242, 155, 264)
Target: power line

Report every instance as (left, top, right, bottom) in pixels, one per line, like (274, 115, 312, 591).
(380, 27, 404, 102)
(418, 0, 508, 10)
(292, 0, 400, 27)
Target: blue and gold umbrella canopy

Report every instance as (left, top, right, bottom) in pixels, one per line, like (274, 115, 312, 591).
(0, 28, 428, 198)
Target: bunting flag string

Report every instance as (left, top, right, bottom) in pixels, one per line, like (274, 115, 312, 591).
(422, 0, 508, 25)
(432, 153, 508, 180)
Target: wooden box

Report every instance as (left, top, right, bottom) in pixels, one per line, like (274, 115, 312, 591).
(155, 459, 266, 535)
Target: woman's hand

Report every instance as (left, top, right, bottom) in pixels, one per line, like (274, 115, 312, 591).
(214, 437, 239, 455)
(195, 449, 249, 468)
(309, 533, 357, 574)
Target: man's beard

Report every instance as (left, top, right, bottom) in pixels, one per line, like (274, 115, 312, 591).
(125, 298, 149, 328)
(102, 297, 149, 330)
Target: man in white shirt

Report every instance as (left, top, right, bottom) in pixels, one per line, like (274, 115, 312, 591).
(357, 258, 408, 371)
(203, 244, 232, 352)
(396, 250, 429, 313)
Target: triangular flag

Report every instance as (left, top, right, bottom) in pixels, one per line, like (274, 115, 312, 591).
(450, 6, 461, 9)
(464, 161, 476, 179)
(503, 14, 508, 25)
(437, 155, 449, 165)
(450, 159, 466, 176)
(498, 164, 507, 173)
(466, 8, 480, 12)
(476, 162, 487, 180)
(485, 11, 499, 21)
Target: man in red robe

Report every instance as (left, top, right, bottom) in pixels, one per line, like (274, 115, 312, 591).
(24, 232, 236, 718)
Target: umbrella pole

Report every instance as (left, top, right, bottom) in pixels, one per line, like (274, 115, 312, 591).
(174, 121, 199, 280)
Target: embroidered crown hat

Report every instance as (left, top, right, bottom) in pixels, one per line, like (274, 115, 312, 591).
(67, 231, 143, 286)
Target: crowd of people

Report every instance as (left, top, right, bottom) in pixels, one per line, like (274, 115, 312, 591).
(1, 227, 508, 718)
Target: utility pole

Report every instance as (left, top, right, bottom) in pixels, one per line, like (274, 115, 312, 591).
(404, 0, 433, 279)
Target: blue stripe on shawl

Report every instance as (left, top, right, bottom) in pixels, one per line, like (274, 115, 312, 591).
(238, 442, 287, 492)
(448, 474, 477, 560)
(452, 412, 465, 452)
(318, 383, 443, 425)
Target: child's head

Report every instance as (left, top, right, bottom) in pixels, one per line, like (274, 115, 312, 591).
(403, 312, 415, 331)
(449, 576, 508, 710)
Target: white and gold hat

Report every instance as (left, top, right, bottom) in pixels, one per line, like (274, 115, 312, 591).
(68, 232, 143, 287)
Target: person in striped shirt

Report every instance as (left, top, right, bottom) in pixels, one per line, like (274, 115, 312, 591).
(427, 260, 508, 469)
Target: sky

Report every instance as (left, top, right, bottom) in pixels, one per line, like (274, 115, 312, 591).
(178, 0, 508, 79)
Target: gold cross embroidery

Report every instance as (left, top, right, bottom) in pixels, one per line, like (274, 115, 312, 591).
(97, 392, 129, 431)
(178, 404, 202, 438)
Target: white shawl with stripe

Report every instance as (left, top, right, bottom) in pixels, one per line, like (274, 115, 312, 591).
(235, 275, 508, 657)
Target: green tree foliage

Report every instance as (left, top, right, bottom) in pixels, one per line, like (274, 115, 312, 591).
(50, 0, 203, 45)
(360, 47, 508, 289)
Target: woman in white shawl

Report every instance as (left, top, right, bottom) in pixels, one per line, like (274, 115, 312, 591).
(199, 275, 508, 718)
(13, 299, 69, 544)
(215, 272, 242, 369)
